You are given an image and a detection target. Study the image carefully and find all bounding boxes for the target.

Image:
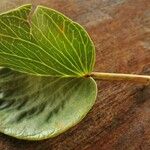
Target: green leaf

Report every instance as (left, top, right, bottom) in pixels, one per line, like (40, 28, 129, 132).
(0, 68, 97, 140)
(0, 4, 97, 140)
(0, 4, 95, 77)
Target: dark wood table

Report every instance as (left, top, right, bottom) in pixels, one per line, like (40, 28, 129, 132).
(0, 0, 150, 149)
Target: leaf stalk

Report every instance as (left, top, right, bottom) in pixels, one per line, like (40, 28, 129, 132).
(90, 72, 150, 85)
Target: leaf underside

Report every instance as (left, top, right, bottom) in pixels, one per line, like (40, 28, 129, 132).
(0, 68, 97, 140)
(0, 4, 95, 77)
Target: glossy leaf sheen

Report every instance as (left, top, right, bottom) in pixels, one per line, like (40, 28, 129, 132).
(0, 68, 97, 140)
(0, 4, 95, 77)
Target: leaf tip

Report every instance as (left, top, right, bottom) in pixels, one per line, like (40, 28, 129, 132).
(0, 3, 32, 16)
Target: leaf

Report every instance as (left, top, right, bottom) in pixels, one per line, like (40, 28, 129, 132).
(0, 68, 97, 140)
(0, 4, 95, 77)
(0, 4, 97, 140)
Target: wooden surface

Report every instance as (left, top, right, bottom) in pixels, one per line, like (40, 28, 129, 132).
(0, 0, 150, 149)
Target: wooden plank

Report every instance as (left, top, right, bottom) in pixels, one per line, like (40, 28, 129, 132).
(0, 0, 150, 149)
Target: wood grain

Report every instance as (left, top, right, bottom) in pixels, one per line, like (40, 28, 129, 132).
(0, 0, 150, 150)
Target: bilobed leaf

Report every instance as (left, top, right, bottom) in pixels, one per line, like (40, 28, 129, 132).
(0, 4, 97, 140)
(0, 4, 95, 77)
(0, 68, 97, 140)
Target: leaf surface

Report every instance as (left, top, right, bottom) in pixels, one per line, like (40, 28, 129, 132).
(0, 68, 97, 140)
(0, 4, 95, 77)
